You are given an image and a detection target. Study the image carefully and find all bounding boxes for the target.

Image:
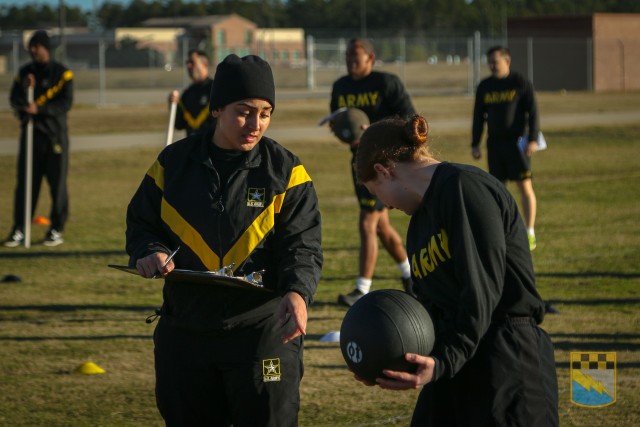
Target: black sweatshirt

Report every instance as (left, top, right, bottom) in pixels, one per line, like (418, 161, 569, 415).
(405, 162, 545, 381)
(330, 71, 415, 123)
(472, 72, 539, 147)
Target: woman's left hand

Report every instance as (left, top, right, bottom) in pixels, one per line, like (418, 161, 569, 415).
(525, 140, 538, 157)
(278, 291, 307, 344)
(374, 353, 436, 390)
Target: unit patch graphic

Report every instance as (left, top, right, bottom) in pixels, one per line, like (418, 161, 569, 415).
(570, 352, 616, 407)
(247, 188, 266, 207)
(263, 358, 281, 382)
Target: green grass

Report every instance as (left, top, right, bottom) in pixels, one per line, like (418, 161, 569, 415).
(0, 94, 639, 426)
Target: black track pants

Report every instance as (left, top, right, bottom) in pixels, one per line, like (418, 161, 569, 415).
(154, 314, 303, 427)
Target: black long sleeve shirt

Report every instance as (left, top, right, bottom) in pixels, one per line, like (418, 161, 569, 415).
(330, 71, 415, 123)
(472, 72, 539, 147)
(406, 162, 545, 381)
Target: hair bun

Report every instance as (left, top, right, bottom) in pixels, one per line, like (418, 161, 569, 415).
(405, 114, 428, 146)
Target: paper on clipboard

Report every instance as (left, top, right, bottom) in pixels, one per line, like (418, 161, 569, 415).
(318, 107, 348, 126)
(518, 131, 547, 152)
(108, 265, 272, 293)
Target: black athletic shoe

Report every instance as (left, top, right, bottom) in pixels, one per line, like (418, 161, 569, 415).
(338, 289, 365, 307)
(43, 229, 64, 247)
(3, 229, 24, 247)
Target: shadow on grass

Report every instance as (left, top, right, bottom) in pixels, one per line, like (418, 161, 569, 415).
(0, 334, 150, 341)
(546, 298, 640, 306)
(0, 304, 155, 312)
(0, 249, 125, 258)
(538, 271, 640, 279)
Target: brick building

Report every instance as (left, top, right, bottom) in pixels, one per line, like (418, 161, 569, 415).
(507, 14, 640, 92)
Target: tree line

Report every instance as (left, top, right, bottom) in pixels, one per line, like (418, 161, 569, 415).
(1, 0, 639, 38)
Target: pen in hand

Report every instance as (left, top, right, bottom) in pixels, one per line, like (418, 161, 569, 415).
(153, 246, 180, 279)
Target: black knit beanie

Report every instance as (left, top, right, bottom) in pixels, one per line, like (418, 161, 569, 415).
(210, 54, 275, 112)
(29, 30, 50, 51)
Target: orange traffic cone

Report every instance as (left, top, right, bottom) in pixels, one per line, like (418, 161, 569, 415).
(33, 216, 51, 225)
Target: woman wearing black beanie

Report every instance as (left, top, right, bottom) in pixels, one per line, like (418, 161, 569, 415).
(125, 54, 323, 426)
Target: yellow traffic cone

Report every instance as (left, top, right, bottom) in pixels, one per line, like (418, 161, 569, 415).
(74, 361, 106, 375)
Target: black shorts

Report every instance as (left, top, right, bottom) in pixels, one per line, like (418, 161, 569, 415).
(154, 313, 303, 427)
(411, 317, 558, 427)
(487, 139, 532, 182)
(351, 158, 385, 211)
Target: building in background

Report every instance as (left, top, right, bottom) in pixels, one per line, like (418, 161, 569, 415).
(508, 13, 640, 92)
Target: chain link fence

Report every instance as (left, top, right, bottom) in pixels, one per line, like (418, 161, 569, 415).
(3, 31, 628, 108)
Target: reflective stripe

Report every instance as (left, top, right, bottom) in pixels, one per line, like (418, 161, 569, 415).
(224, 165, 312, 270)
(161, 198, 221, 271)
(146, 160, 165, 190)
(180, 102, 210, 130)
(35, 69, 73, 106)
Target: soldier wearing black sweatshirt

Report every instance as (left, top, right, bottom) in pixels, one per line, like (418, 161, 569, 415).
(472, 46, 540, 251)
(354, 114, 558, 427)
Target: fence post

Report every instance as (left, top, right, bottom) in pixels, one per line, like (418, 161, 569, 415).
(306, 35, 315, 91)
(467, 37, 474, 96)
(398, 36, 406, 83)
(98, 37, 106, 106)
(12, 37, 20, 76)
(527, 37, 534, 83)
(586, 38, 593, 92)
(473, 31, 481, 92)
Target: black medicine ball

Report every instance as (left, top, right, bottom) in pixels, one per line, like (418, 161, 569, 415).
(332, 108, 370, 143)
(340, 289, 435, 383)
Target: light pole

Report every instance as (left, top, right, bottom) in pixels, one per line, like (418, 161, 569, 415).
(59, 0, 66, 63)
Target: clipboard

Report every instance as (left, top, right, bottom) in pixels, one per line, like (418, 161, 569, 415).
(108, 265, 272, 293)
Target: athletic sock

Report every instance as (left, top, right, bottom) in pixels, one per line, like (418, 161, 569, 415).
(397, 259, 411, 279)
(527, 228, 535, 237)
(356, 277, 372, 294)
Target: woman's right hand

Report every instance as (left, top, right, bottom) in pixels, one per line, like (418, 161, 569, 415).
(135, 251, 175, 278)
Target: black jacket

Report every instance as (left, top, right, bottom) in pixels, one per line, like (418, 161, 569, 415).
(126, 131, 323, 332)
(9, 60, 73, 144)
(174, 77, 214, 136)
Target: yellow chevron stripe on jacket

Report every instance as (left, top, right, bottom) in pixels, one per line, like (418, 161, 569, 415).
(180, 101, 210, 130)
(161, 198, 221, 270)
(147, 160, 311, 271)
(224, 165, 311, 271)
(35, 70, 73, 106)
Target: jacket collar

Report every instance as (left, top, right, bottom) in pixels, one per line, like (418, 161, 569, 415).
(191, 128, 264, 170)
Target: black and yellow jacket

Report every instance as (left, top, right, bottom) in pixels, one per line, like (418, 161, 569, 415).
(9, 60, 73, 145)
(125, 130, 323, 332)
(174, 77, 214, 136)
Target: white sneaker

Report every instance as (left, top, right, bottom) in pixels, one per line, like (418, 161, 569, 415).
(43, 229, 64, 247)
(3, 230, 24, 247)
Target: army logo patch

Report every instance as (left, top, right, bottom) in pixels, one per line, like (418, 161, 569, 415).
(263, 358, 281, 382)
(247, 188, 266, 207)
(571, 352, 616, 407)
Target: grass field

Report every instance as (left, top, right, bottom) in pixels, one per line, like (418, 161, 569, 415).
(0, 92, 639, 426)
